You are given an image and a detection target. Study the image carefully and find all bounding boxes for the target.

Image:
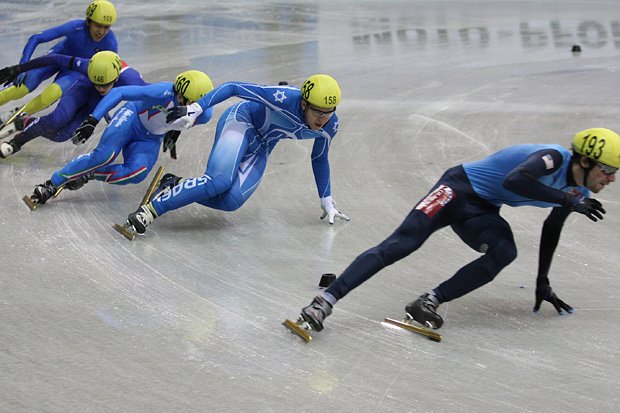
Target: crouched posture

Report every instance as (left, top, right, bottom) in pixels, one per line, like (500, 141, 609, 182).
(126, 74, 350, 234)
(301, 128, 618, 332)
(28, 70, 214, 203)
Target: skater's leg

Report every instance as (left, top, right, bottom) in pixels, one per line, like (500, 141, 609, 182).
(50, 106, 135, 187)
(0, 66, 56, 109)
(150, 109, 252, 216)
(433, 213, 517, 302)
(20, 71, 79, 115)
(325, 184, 461, 302)
(196, 151, 267, 211)
(94, 138, 160, 185)
(5, 80, 94, 155)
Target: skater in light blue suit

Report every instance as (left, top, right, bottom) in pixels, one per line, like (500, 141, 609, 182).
(126, 74, 350, 234)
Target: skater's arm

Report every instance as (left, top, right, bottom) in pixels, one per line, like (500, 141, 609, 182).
(90, 83, 171, 121)
(532, 207, 574, 315)
(503, 148, 569, 205)
(20, 20, 80, 64)
(311, 135, 332, 198)
(16, 54, 88, 75)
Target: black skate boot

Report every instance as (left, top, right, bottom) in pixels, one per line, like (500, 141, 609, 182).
(301, 296, 333, 332)
(32, 180, 58, 205)
(0, 139, 20, 158)
(64, 172, 94, 190)
(127, 204, 158, 234)
(148, 173, 183, 202)
(405, 293, 444, 329)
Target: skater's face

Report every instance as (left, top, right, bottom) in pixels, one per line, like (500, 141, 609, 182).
(301, 100, 335, 130)
(94, 81, 115, 96)
(582, 157, 617, 193)
(88, 21, 111, 42)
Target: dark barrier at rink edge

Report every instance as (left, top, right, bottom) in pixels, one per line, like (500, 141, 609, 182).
(353, 20, 620, 50)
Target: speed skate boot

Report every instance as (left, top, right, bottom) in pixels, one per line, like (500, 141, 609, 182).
(405, 293, 444, 329)
(0, 107, 21, 124)
(301, 296, 333, 332)
(32, 180, 58, 205)
(64, 172, 94, 190)
(0, 139, 20, 158)
(127, 204, 158, 234)
(148, 173, 183, 202)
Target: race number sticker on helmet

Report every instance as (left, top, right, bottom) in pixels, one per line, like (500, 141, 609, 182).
(86, 0, 117, 25)
(174, 70, 214, 102)
(415, 185, 454, 218)
(573, 127, 620, 168)
(301, 74, 341, 108)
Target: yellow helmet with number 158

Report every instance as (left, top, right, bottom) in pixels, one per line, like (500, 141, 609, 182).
(301, 74, 341, 108)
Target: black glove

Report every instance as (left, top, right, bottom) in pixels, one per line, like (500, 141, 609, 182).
(163, 130, 181, 159)
(71, 115, 99, 145)
(166, 106, 188, 123)
(564, 192, 605, 222)
(533, 284, 574, 315)
(0, 65, 22, 86)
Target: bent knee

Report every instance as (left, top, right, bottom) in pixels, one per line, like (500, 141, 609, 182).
(487, 240, 517, 267)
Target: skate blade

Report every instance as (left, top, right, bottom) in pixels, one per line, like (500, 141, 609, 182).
(113, 223, 135, 241)
(282, 319, 312, 342)
(383, 317, 442, 342)
(0, 103, 28, 131)
(22, 195, 38, 211)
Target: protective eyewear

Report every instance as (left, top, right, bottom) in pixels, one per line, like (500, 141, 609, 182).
(308, 105, 336, 119)
(595, 161, 618, 175)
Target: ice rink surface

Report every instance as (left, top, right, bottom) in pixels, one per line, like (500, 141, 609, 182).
(1, 0, 619, 412)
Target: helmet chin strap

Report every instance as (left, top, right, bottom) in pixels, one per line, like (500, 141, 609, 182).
(582, 159, 596, 187)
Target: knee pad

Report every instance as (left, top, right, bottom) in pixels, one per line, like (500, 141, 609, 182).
(0, 84, 30, 106)
(487, 238, 517, 268)
(22, 83, 62, 114)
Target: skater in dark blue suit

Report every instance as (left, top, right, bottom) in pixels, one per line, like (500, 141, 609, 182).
(299, 128, 618, 332)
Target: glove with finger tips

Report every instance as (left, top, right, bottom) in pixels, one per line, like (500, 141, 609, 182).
(71, 115, 99, 146)
(14, 72, 28, 88)
(564, 192, 605, 222)
(320, 196, 351, 225)
(533, 284, 574, 315)
(0, 65, 22, 86)
(166, 106, 187, 123)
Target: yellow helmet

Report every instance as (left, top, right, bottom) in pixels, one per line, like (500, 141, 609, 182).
(301, 74, 341, 108)
(87, 51, 121, 85)
(572, 128, 620, 168)
(173, 70, 214, 102)
(86, 0, 117, 26)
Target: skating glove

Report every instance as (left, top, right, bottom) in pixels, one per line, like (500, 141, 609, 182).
(166, 102, 203, 129)
(0, 65, 22, 86)
(533, 283, 574, 315)
(563, 192, 605, 222)
(14, 72, 28, 88)
(320, 196, 350, 225)
(71, 115, 99, 145)
(163, 130, 180, 159)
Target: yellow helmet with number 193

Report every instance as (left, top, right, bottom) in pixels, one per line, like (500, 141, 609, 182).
(572, 128, 620, 168)
(301, 74, 341, 108)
